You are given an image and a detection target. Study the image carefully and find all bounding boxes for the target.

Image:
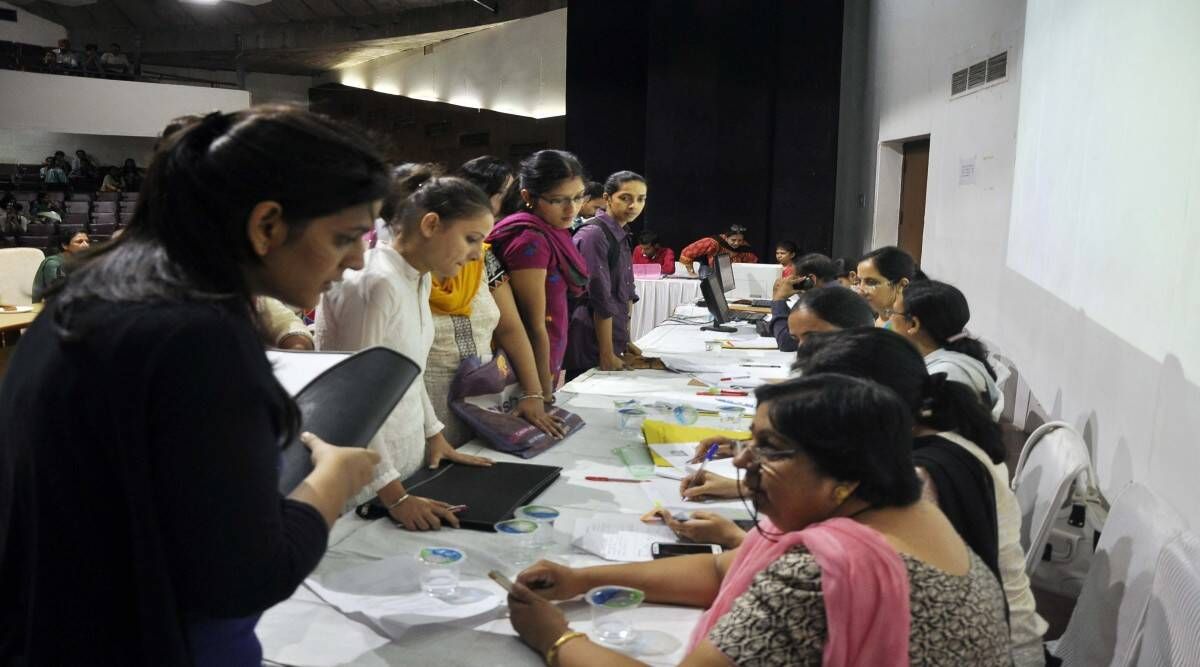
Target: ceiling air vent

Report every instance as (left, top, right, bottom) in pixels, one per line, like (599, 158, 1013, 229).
(950, 50, 1009, 98)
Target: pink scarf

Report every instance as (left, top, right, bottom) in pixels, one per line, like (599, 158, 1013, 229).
(688, 517, 910, 666)
(485, 211, 589, 296)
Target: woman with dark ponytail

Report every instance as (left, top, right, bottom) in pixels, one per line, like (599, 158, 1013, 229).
(1, 107, 389, 665)
(317, 163, 497, 531)
(884, 279, 1003, 419)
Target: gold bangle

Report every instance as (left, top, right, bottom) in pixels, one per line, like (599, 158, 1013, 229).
(544, 630, 587, 666)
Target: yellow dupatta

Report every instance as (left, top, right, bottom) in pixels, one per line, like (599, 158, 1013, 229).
(428, 243, 489, 316)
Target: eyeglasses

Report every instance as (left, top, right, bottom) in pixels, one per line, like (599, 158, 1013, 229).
(536, 193, 588, 208)
(732, 439, 801, 465)
(856, 277, 894, 292)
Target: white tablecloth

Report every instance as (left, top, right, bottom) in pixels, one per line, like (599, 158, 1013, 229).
(630, 277, 703, 342)
(258, 316, 790, 667)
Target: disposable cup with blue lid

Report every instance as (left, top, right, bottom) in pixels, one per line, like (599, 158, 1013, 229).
(495, 518, 540, 567)
(617, 406, 647, 438)
(416, 547, 465, 598)
(516, 505, 560, 548)
(586, 586, 645, 645)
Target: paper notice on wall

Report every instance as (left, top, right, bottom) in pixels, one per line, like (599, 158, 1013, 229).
(959, 156, 977, 185)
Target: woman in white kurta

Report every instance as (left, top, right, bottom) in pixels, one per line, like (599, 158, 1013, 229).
(316, 167, 495, 531)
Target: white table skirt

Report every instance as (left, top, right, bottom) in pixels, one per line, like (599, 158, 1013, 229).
(630, 277, 703, 342)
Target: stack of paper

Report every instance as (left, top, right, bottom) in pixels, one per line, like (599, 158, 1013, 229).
(571, 514, 678, 562)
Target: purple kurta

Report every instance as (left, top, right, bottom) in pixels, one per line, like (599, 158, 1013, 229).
(565, 211, 638, 371)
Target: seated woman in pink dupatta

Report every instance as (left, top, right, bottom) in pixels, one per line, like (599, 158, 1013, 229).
(504, 374, 1011, 666)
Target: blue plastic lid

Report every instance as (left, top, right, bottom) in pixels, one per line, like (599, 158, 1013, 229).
(417, 547, 464, 565)
(495, 519, 539, 534)
(586, 586, 646, 608)
(517, 505, 560, 521)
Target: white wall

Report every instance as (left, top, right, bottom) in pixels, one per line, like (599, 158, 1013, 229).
(322, 8, 566, 118)
(0, 1, 66, 47)
(848, 0, 1200, 522)
(0, 130, 155, 167)
(145, 66, 313, 107)
(0, 70, 250, 137)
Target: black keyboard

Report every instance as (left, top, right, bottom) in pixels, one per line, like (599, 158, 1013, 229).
(732, 311, 766, 323)
(749, 299, 774, 308)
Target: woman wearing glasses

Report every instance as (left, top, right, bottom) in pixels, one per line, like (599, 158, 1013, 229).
(504, 374, 1010, 666)
(680, 224, 759, 276)
(854, 245, 918, 326)
(486, 150, 590, 399)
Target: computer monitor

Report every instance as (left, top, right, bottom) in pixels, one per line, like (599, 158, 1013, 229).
(699, 274, 736, 333)
(715, 253, 735, 293)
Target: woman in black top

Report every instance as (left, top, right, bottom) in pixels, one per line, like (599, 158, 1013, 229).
(0, 107, 390, 666)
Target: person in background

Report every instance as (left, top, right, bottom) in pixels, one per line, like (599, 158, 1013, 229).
(631, 229, 675, 275)
(54, 39, 78, 69)
(506, 374, 1011, 667)
(0, 192, 13, 210)
(30, 192, 63, 221)
(855, 245, 918, 326)
(885, 279, 1002, 419)
(775, 240, 799, 277)
(771, 283, 874, 353)
(40, 156, 68, 185)
(70, 149, 98, 180)
(0, 107, 387, 665)
(41, 49, 57, 70)
(100, 167, 125, 192)
(680, 224, 758, 276)
(101, 43, 130, 75)
(486, 150, 590, 399)
(32, 229, 89, 302)
(835, 256, 857, 287)
(256, 297, 314, 350)
(565, 171, 646, 377)
(122, 158, 142, 192)
(2, 202, 30, 237)
(316, 165, 495, 531)
(425, 155, 565, 445)
(767, 253, 841, 352)
(571, 181, 605, 232)
(81, 44, 104, 76)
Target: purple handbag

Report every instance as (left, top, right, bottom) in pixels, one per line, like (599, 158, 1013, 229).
(448, 352, 584, 457)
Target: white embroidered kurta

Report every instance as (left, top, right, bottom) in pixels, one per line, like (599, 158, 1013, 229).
(314, 246, 443, 502)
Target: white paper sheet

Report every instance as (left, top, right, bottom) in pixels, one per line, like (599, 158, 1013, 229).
(648, 442, 699, 470)
(571, 515, 678, 562)
(640, 476, 748, 514)
(258, 586, 390, 667)
(265, 350, 351, 396)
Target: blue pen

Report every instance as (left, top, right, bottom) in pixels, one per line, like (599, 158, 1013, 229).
(683, 443, 720, 498)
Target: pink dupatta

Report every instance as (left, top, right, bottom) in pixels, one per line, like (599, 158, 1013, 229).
(688, 517, 911, 667)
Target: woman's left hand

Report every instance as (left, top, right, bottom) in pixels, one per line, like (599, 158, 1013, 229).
(513, 396, 567, 439)
(508, 580, 571, 655)
(427, 433, 494, 469)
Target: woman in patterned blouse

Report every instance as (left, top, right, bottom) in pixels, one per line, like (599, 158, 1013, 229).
(504, 374, 1011, 667)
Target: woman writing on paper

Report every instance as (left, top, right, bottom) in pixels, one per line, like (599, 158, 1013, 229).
(424, 156, 566, 444)
(0, 107, 385, 665)
(504, 374, 1010, 665)
(316, 165, 495, 531)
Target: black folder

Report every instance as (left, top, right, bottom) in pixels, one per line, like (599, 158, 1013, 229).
(275, 347, 421, 495)
(394, 461, 562, 530)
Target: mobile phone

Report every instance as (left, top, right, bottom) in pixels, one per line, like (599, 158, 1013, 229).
(488, 570, 515, 592)
(651, 542, 721, 559)
(793, 276, 815, 291)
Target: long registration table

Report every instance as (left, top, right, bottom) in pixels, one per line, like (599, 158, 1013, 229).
(258, 314, 791, 667)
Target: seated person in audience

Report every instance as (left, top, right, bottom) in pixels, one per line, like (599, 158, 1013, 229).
(487, 150, 591, 399)
(767, 252, 841, 352)
(885, 279, 1002, 419)
(81, 44, 104, 76)
(256, 297, 314, 350)
(0, 192, 12, 209)
(565, 171, 647, 376)
(2, 202, 30, 236)
(70, 149, 98, 179)
(507, 373, 1011, 666)
(316, 165, 494, 531)
(0, 107, 386, 665)
(835, 256, 857, 286)
(775, 240, 798, 277)
(769, 282, 874, 353)
(854, 245, 918, 325)
(100, 167, 125, 192)
(40, 156, 68, 184)
(631, 229, 674, 275)
(30, 192, 63, 222)
(41, 49, 57, 69)
(121, 158, 142, 191)
(680, 224, 758, 275)
(424, 156, 565, 445)
(101, 43, 130, 74)
(571, 180, 605, 232)
(32, 229, 89, 302)
(54, 39, 78, 69)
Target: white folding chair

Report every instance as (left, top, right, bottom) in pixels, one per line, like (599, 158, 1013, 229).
(0, 247, 46, 306)
(1010, 421, 1093, 576)
(1050, 483, 1189, 666)
(1127, 531, 1200, 667)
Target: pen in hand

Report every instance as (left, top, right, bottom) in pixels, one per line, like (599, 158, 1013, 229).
(684, 443, 719, 499)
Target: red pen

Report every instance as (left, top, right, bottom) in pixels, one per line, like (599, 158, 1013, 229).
(586, 475, 648, 483)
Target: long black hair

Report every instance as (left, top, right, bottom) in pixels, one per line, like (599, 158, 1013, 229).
(901, 279, 997, 380)
(518, 149, 586, 197)
(793, 328, 1005, 464)
(859, 245, 917, 282)
(792, 286, 876, 330)
(455, 155, 513, 199)
(383, 163, 492, 236)
(52, 106, 391, 335)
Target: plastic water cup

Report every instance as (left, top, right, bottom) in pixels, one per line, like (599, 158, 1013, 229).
(704, 340, 723, 352)
(718, 404, 744, 426)
(586, 586, 645, 646)
(416, 547, 465, 598)
(672, 404, 699, 425)
(495, 519, 540, 567)
(617, 407, 647, 437)
(516, 504, 559, 548)
(614, 445, 655, 479)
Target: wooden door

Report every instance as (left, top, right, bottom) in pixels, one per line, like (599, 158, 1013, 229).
(898, 138, 929, 264)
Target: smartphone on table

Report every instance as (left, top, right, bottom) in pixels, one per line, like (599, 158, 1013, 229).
(651, 542, 721, 559)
